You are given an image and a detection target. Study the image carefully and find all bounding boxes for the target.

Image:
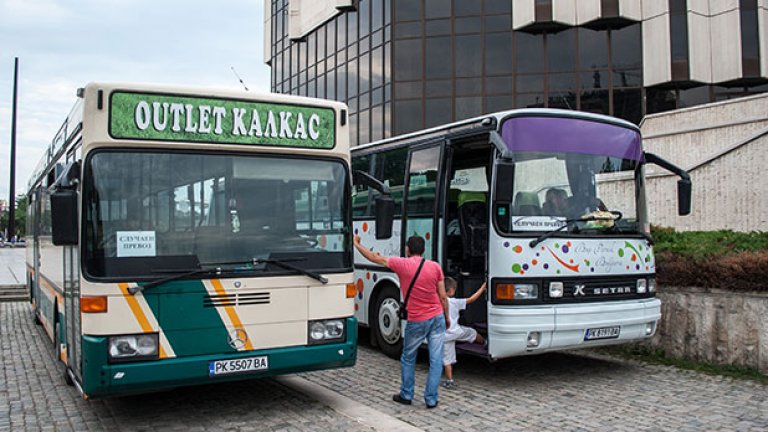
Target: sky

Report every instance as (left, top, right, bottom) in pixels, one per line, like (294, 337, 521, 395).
(0, 0, 272, 202)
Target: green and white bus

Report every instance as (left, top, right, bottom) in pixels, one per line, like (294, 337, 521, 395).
(26, 83, 356, 398)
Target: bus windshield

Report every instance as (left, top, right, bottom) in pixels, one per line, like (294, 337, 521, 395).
(495, 151, 640, 234)
(495, 115, 642, 234)
(83, 151, 350, 279)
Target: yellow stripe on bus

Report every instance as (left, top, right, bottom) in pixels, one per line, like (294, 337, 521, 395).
(211, 279, 254, 351)
(117, 283, 168, 358)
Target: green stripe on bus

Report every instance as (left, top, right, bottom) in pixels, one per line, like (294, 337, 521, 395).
(143, 280, 234, 357)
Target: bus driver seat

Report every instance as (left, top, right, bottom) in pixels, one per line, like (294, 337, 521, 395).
(457, 191, 487, 260)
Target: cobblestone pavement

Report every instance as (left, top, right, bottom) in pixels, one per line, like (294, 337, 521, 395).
(2, 300, 767, 431)
(0, 302, 372, 432)
(302, 333, 768, 432)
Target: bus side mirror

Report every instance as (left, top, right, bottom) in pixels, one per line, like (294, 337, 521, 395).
(51, 189, 79, 246)
(677, 179, 692, 216)
(374, 196, 394, 240)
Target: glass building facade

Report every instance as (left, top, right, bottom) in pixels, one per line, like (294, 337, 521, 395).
(268, 0, 768, 145)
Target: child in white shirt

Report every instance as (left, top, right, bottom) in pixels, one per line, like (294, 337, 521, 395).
(442, 277, 486, 389)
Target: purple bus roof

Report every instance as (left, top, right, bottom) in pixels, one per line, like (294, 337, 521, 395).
(499, 115, 643, 161)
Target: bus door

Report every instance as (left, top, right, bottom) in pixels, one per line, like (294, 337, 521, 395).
(441, 140, 492, 327)
(63, 242, 81, 380)
(63, 151, 82, 380)
(401, 143, 444, 262)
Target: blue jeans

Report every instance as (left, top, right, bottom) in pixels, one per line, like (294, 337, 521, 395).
(399, 314, 446, 406)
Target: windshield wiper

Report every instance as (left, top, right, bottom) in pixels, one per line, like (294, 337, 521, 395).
(529, 219, 580, 249)
(255, 258, 328, 284)
(129, 257, 329, 295)
(529, 211, 623, 249)
(202, 257, 329, 285)
(128, 267, 224, 295)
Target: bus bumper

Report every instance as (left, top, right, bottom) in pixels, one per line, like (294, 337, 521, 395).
(79, 318, 357, 399)
(488, 299, 660, 359)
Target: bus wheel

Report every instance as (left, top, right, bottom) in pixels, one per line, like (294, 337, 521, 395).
(373, 285, 403, 359)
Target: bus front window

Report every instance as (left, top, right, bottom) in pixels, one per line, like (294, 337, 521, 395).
(495, 151, 641, 234)
(83, 151, 350, 279)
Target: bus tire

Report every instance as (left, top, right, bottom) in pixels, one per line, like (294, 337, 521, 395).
(373, 285, 403, 359)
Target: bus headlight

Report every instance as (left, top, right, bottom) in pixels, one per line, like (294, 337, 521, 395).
(108, 333, 159, 362)
(636, 279, 647, 294)
(308, 319, 346, 345)
(496, 283, 538, 301)
(648, 278, 656, 293)
(548, 282, 564, 298)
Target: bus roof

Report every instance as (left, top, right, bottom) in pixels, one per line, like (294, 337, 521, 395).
(352, 108, 639, 153)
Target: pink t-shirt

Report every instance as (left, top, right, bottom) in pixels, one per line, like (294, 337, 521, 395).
(388, 256, 444, 322)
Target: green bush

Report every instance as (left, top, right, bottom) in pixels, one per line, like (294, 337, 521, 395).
(651, 227, 768, 259)
(651, 227, 768, 291)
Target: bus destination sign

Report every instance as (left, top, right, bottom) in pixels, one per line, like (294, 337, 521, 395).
(109, 91, 336, 149)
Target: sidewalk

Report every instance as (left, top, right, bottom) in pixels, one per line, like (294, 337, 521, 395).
(0, 247, 27, 301)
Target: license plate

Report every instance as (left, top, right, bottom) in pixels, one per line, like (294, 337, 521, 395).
(584, 326, 621, 341)
(209, 356, 268, 377)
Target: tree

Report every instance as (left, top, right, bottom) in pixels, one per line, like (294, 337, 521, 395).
(0, 194, 27, 238)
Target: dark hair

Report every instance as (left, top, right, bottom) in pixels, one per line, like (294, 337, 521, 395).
(444, 276, 457, 290)
(406, 235, 425, 255)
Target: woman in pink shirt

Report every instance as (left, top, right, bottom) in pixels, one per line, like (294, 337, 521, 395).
(353, 234, 450, 409)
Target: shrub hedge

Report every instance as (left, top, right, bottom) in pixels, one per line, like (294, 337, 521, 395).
(651, 227, 768, 291)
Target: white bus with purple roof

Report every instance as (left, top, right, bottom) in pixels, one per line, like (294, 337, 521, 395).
(351, 109, 690, 360)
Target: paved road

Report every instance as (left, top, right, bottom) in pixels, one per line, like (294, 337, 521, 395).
(303, 341, 768, 431)
(2, 300, 767, 431)
(0, 247, 25, 287)
(1, 302, 384, 432)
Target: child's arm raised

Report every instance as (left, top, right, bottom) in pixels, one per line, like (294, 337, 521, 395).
(466, 281, 487, 305)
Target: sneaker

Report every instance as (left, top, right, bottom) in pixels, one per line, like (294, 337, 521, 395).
(441, 379, 455, 389)
(392, 394, 412, 405)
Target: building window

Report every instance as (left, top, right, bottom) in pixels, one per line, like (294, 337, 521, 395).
(669, 0, 689, 81)
(740, 0, 760, 77)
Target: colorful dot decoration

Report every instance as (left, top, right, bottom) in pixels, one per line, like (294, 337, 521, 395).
(362, 222, 369, 232)
(501, 239, 654, 277)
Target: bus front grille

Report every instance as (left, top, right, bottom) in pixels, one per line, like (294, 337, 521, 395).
(203, 292, 271, 308)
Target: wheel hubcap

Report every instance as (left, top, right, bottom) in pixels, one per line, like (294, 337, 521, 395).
(378, 297, 401, 345)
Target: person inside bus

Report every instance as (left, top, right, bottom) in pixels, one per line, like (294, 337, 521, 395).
(542, 188, 569, 216)
(353, 234, 450, 409)
(442, 277, 486, 389)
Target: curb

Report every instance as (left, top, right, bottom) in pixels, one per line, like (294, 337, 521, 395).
(277, 375, 424, 432)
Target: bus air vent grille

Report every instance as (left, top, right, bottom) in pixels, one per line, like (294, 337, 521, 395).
(203, 292, 271, 308)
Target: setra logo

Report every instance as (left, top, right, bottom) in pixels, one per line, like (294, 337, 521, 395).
(227, 328, 249, 350)
(573, 284, 586, 296)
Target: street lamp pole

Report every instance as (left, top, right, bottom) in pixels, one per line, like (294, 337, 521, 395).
(8, 57, 18, 239)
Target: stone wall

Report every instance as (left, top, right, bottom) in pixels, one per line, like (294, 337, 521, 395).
(644, 286, 768, 374)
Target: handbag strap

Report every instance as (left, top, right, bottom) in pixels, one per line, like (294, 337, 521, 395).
(402, 258, 426, 310)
